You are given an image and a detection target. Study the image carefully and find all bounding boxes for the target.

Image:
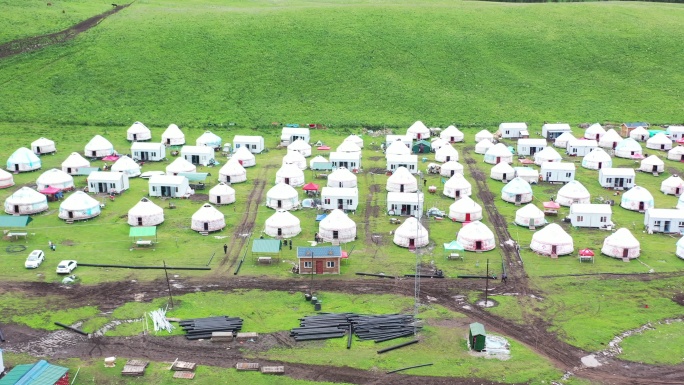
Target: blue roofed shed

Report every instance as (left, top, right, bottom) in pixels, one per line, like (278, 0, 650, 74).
(296, 246, 342, 275)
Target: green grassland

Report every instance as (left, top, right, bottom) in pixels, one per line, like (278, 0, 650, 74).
(619, 320, 684, 365)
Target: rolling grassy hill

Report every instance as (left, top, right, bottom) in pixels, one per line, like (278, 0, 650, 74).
(0, 0, 682, 128)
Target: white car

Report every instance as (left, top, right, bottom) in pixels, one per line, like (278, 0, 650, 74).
(56, 260, 77, 274)
(25, 250, 45, 269)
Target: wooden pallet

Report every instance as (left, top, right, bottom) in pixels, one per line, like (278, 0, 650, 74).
(236, 362, 260, 371)
(172, 361, 197, 371)
(121, 365, 147, 377)
(173, 371, 196, 379)
(261, 366, 285, 375)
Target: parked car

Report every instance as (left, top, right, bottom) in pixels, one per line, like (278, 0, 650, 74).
(25, 250, 45, 269)
(56, 260, 77, 274)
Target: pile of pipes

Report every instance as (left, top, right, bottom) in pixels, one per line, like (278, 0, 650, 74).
(148, 308, 174, 333)
(180, 316, 243, 340)
(290, 313, 419, 343)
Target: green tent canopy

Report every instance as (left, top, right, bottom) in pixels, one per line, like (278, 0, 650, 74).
(0, 215, 32, 228)
(177, 172, 209, 182)
(252, 239, 282, 255)
(129, 226, 157, 238)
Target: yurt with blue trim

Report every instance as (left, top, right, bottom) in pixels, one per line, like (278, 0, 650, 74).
(614, 138, 643, 159)
(582, 148, 612, 170)
(484, 143, 513, 165)
(6, 147, 41, 172)
(4, 187, 48, 215)
(59, 191, 101, 221)
(195, 131, 222, 148)
(621, 186, 654, 212)
(501, 177, 533, 204)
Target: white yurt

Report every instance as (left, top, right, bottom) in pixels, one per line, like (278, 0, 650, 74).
(328, 167, 357, 188)
(111, 155, 141, 177)
(435, 144, 459, 163)
(484, 143, 512, 165)
(266, 183, 300, 210)
(128, 197, 164, 226)
(530, 223, 573, 256)
(336, 141, 362, 157)
(534, 147, 562, 165)
(614, 138, 643, 159)
(668, 146, 684, 162)
(282, 151, 307, 171)
(275, 163, 305, 187)
(475, 130, 494, 143)
(0, 169, 14, 188)
(387, 167, 418, 193)
(84, 135, 115, 158)
(162, 124, 185, 146)
(646, 133, 673, 151)
(629, 126, 649, 142)
(4, 187, 48, 214)
(556, 180, 591, 207)
(554, 132, 575, 148)
(288, 139, 312, 157)
(598, 129, 623, 149)
(456, 221, 495, 251)
(430, 138, 449, 152)
(310, 155, 329, 170)
(393, 216, 429, 248)
(582, 148, 612, 170)
(385, 141, 411, 157)
(264, 210, 301, 238)
(196, 131, 222, 148)
(31, 137, 56, 155)
(191, 203, 225, 233)
(443, 173, 472, 198)
(474, 139, 494, 155)
(676, 237, 684, 260)
(440, 125, 464, 143)
(620, 186, 655, 212)
(127, 121, 151, 141)
(344, 134, 364, 148)
(232, 146, 256, 167)
(449, 196, 482, 222)
(514, 204, 545, 227)
(639, 155, 664, 173)
(218, 158, 247, 184)
(36, 168, 74, 191)
(406, 121, 431, 140)
(501, 177, 533, 204)
(61, 152, 90, 175)
(584, 123, 606, 141)
(660, 175, 684, 196)
(6, 147, 41, 172)
(166, 157, 196, 175)
(58, 191, 101, 221)
(319, 209, 357, 243)
(602, 228, 640, 259)
(440, 161, 464, 177)
(490, 162, 515, 182)
(209, 182, 236, 205)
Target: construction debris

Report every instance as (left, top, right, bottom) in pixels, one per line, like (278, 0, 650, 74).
(171, 361, 197, 371)
(149, 308, 174, 333)
(261, 366, 285, 375)
(236, 362, 260, 371)
(121, 360, 149, 377)
(173, 371, 196, 379)
(290, 313, 420, 343)
(236, 332, 258, 342)
(211, 332, 233, 342)
(179, 316, 244, 340)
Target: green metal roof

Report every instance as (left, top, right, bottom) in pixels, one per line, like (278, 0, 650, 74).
(252, 239, 282, 254)
(0, 364, 33, 384)
(0, 360, 68, 385)
(0, 215, 32, 228)
(129, 226, 157, 237)
(469, 322, 486, 336)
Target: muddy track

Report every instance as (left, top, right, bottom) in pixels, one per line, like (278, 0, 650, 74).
(0, 3, 132, 59)
(362, 173, 382, 243)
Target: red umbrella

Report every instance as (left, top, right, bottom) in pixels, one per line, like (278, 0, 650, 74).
(317, 146, 331, 151)
(579, 249, 595, 257)
(543, 201, 560, 209)
(302, 182, 320, 191)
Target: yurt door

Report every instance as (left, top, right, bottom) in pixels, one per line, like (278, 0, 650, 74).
(465, 213, 471, 222)
(502, 173, 507, 181)
(515, 194, 521, 203)
(676, 187, 681, 195)
(277, 200, 282, 208)
(338, 199, 343, 209)
(133, 134, 137, 141)
(137, 217, 143, 226)
(400, 184, 404, 193)
(13, 205, 19, 213)
(598, 162, 602, 169)
(285, 178, 290, 185)
(315, 260, 324, 274)
(216, 196, 221, 204)
(67, 167, 72, 174)
(653, 165, 658, 172)
(595, 134, 600, 140)
(612, 142, 617, 149)
(496, 157, 501, 164)
(204, 222, 209, 231)
(451, 170, 455, 176)
(333, 230, 339, 239)
(409, 238, 415, 248)
(475, 241, 482, 250)
(661, 144, 666, 150)
(166, 138, 171, 144)
(68, 211, 74, 219)
(450, 136, 455, 142)
(277, 228, 282, 236)
(455, 190, 460, 198)
(529, 218, 534, 227)
(226, 176, 231, 183)
(622, 249, 628, 258)
(551, 245, 557, 255)
(639, 202, 645, 211)
(91, 151, 97, 157)
(14, 164, 18, 172)
(36, 147, 41, 154)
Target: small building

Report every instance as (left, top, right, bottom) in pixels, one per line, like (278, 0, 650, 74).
(280, 127, 310, 146)
(514, 203, 545, 228)
(386, 167, 417, 193)
(533, 147, 562, 165)
(0, 360, 69, 385)
(443, 174, 472, 199)
(629, 126, 650, 142)
(321, 187, 358, 211)
(661, 175, 684, 196)
(449, 196, 482, 223)
(598, 168, 635, 190)
(209, 182, 236, 205)
(499, 122, 528, 139)
(328, 167, 357, 188)
(556, 180, 590, 207)
(542, 123, 572, 139)
(639, 155, 664, 173)
(469, 323, 486, 352)
(646, 133, 673, 151)
(412, 140, 432, 154)
(31, 137, 56, 155)
(4, 187, 48, 215)
(6, 147, 41, 172)
(666, 125, 684, 141)
(621, 122, 649, 138)
(474, 130, 494, 143)
(484, 143, 513, 165)
(191, 203, 225, 233)
(264, 210, 301, 238)
(541, 162, 575, 183)
(584, 123, 606, 141)
(386, 154, 418, 174)
(457, 221, 496, 251)
(440, 125, 464, 143)
(582, 148, 612, 170)
(266, 183, 299, 211)
(387, 191, 424, 216)
(127, 121, 151, 141)
(330, 151, 361, 171)
(87, 171, 130, 193)
(501, 177, 533, 204)
(166, 157, 196, 175)
(644, 208, 684, 234)
(569, 204, 613, 228)
(36, 168, 74, 191)
(131, 142, 166, 162)
(0, 169, 14, 189)
(621, 186, 654, 212)
(598, 129, 623, 150)
(319, 209, 357, 243)
(490, 162, 515, 182)
(195, 131, 222, 149)
(61, 152, 90, 175)
(128, 197, 164, 226)
(58, 191, 101, 221)
(602, 228, 640, 259)
(440, 161, 464, 177)
(162, 124, 185, 146)
(393, 216, 429, 249)
(181, 145, 215, 166)
(148, 175, 192, 198)
(517, 138, 547, 156)
(474, 139, 494, 155)
(667, 146, 684, 162)
(296, 246, 342, 275)
(84, 135, 115, 158)
(514, 167, 539, 184)
(530, 223, 574, 256)
(385, 134, 412, 149)
(110, 155, 141, 177)
(406, 120, 430, 140)
(566, 138, 598, 157)
(275, 163, 305, 187)
(614, 138, 643, 159)
(234, 135, 265, 154)
(554, 132, 575, 149)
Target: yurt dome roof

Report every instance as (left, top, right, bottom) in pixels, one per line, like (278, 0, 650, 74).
(0, 168, 12, 179)
(630, 126, 649, 136)
(491, 162, 515, 173)
(283, 151, 306, 163)
(266, 210, 300, 227)
(62, 152, 90, 167)
(167, 157, 196, 172)
(220, 158, 246, 175)
(395, 216, 428, 237)
(662, 175, 684, 187)
(112, 155, 140, 171)
(442, 125, 462, 136)
(37, 168, 73, 186)
(233, 146, 256, 160)
(192, 203, 224, 221)
(585, 123, 606, 135)
(535, 147, 562, 160)
(129, 197, 163, 216)
(616, 138, 642, 151)
(344, 134, 363, 145)
(388, 167, 416, 183)
(485, 143, 511, 156)
(320, 209, 356, 230)
(407, 121, 429, 134)
(196, 131, 221, 145)
(555, 132, 575, 142)
(276, 163, 304, 177)
(516, 203, 544, 218)
(442, 161, 464, 171)
(60, 191, 99, 211)
(641, 155, 664, 166)
(310, 155, 328, 164)
(85, 135, 113, 150)
(476, 130, 494, 139)
(210, 182, 236, 196)
(647, 133, 672, 145)
(557, 180, 590, 199)
(288, 139, 311, 150)
(386, 141, 411, 155)
(6, 187, 46, 204)
(669, 146, 684, 155)
(163, 124, 183, 138)
(431, 138, 448, 147)
(457, 221, 494, 240)
(267, 183, 298, 199)
(436, 144, 458, 156)
(450, 196, 481, 213)
(127, 121, 150, 134)
(329, 167, 356, 181)
(601, 129, 622, 142)
(584, 148, 611, 161)
(8, 147, 40, 164)
(604, 228, 640, 248)
(475, 139, 494, 149)
(623, 186, 654, 201)
(337, 141, 361, 152)
(502, 177, 533, 194)
(31, 137, 54, 147)
(532, 223, 572, 245)
(445, 174, 471, 188)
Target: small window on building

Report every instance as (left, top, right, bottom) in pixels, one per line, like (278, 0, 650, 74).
(627, 179, 632, 183)
(325, 198, 330, 204)
(152, 186, 156, 191)
(410, 165, 415, 170)
(606, 178, 612, 183)
(577, 216, 583, 221)
(600, 216, 607, 222)
(175, 187, 179, 192)
(326, 261, 335, 268)
(505, 130, 510, 135)
(110, 183, 115, 188)
(566, 172, 572, 177)
(304, 261, 312, 268)
(347, 199, 352, 205)
(654, 220, 661, 225)
(679, 221, 684, 227)
(152, 152, 156, 157)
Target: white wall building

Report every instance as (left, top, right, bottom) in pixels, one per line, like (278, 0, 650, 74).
(387, 192, 424, 216)
(181, 145, 215, 166)
(234, 135, 265, 154)
(87, 171, 130, 193)
(569, 204, 612, 228)
(330, 152, 361, 171)
(666, 126, 684, 141)
(644, 208, 684, 234)
(514, 167, 539, 184)
(598, 168, 635, 190)
(542, 123, 572, 139)
(499, 122, 528, 139)
(321, 187, 359, 211)
(517, 138, 547, 156)
(386, 154, 418, 174)
(131, 142, 165, 162)
(566, 138, 598, 157)
(280, 127, 310, 145)
(541, 162, 575, 183)
(148, 175, 192, 198)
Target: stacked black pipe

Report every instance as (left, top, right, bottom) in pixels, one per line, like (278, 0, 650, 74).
(180, 316, 243, 340)
(290, 313, 419, 343)
(290, 313, 351, 341)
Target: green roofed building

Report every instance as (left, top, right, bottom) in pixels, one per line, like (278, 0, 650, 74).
(469, 322, 486, 352)
(0, 360, 69, 385)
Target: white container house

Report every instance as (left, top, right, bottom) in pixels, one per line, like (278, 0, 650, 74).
(556, 180, 590, 207)
(386, 167, 417, 193)
(148, 175, 193, 198)
(569, 204, 613, 228)
(330, 152, 361, 171)
(233, 135, 265, 154)
(31, 137, 56, 155)
(639, 155, 664, 173)
(166, 157, 196, 175)
(61, 152, 90, 175)
(541, 162, 575, 183)
(191, 204, 225, 233)
(644, 208, 684, 234)
(666, 126, 684, 141)
(387, 191, 424, 216)
(667, 146, 684, 162)
(319, 209, 356, 243)
(162, 124, 185, 146)
(6, 147, 41, 172)
(602, 228, 640, 259)
(514, 167, 539, 184)
(111, 155, 141, 178)
(127, 121, 151, 141)
(128, 197, 164, 227)
(661, 175, 684, 196)
(264, 210, 301, 238)
(484, 143, 513, 165)
(501, 177, 533, 204)
(530, 223, 574, 256)
(280, 127, 310, 145)
(181, 145, 215, 166)
(621, 186, 654, 212)
(443, 174, 472, 199)
(598, 168, 635, 190)
(0, 169, 14, 189)
(386, 154, 418, 174)
(514, 204, 545, 228)
(4, 187, 48, 215)
(499, 122, 528, 139)
(440, 125, 464, 143)
(582, 148, 612, 170)
(490, 162, 515, 182)
(58, 191, 101, 221)
(646, 133, 673, 151)
(457, 221, 496, 251)
(344, 134, 364, 148)
(219, 158, 247, 184)
(195, 131, 222, 149)
(283, 151, 307, 170)
(327, 167, 357, 188)
(598, 129, 623, 150)
(131, 142, 165, 162)
(87, 171, 130, 193)
(385, 135, 412, 149)
(517, 138, 547, 156)
(566, 138, 598, 157)
(440, 161, 464, 177)
(474, 130, 494, 143)
(542, 123, 572, 139)
(474, 139, 494, 154)
(321, 187, 359, 211)
(288, 139, 312, 157)
(629, 126, 650, 142)
(449, 196, 482, 222)
(393, 216, 429, 249)
(266, 183, 300, 210)
(435, 144, 459, 162)
(406, 120, 430, 140)
(584, 123, 606, 141)
(533, 147, 562, 165)
(554, 132, 575, 149)
(614, 138, 643, 159)
(209, 182, 236, 205)
(36, 168, 74, 191)
(232, 146, 256, 167)
(385, 140, 411, 157)
(275, 163, 305, 187)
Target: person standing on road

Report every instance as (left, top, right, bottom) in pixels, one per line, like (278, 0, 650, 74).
(223, 243, 228, 254)
(501, 273, 507, 284)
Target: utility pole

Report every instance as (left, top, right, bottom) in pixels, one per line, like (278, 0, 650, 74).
(163, 260, 174, 309)
(484, 259, 489, 307)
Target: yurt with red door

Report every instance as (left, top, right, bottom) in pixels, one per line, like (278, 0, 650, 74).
(456, 221, 495, 251)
